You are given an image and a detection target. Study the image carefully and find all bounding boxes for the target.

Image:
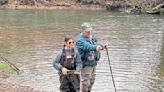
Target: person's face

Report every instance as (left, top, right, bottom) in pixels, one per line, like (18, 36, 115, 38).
(66, 39, 75, 48)
(83, 31, 90, 38)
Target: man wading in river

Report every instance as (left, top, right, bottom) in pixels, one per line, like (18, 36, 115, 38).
(53, 36, 82, 92)
(76, 22, 107, 92)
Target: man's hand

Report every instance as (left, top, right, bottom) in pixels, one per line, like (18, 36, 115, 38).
(96, 45, 104, 51)
(96, 44, 108, 51)
(62, 67, 68, 75)
(103, 44, 108, 49)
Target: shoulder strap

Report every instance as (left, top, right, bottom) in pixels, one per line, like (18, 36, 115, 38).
(61, 48, 76, 61)
(71, 48, 76, 57)
(60, 48, 66, 64)
(62, 48, 66, 55)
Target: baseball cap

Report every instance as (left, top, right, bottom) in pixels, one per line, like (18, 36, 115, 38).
(81, 22, 93, 32)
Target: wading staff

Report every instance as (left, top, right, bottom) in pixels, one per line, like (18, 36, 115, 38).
(105, 47, 117, 92)
(79, 71, 82, 92)
(0, 54, 20, 74)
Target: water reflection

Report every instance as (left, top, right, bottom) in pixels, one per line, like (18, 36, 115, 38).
(151, 31, 164, 92)
(93, 14, 164, 92)
(159, 32, 164, 76)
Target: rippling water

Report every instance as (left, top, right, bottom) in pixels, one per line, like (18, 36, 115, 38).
(0, 9, 164, 92)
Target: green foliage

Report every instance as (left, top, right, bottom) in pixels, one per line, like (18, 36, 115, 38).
(0, 63, 16, 73)
(0, 63, 12, 71)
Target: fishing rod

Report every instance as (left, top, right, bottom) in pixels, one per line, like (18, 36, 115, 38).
(0, 54, 20, 74)
(105, 46, 117, 92)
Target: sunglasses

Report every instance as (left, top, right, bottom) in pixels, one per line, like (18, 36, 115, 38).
(68, 41, 74, 44)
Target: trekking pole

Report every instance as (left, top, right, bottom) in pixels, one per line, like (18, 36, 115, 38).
(105, 47, 117, 92)
(0, 54, 20, 74)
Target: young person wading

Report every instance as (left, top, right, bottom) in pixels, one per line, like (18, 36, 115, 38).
(53, 36, 82, 92)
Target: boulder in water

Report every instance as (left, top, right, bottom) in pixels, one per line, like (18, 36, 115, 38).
(146, 3, 164, 14)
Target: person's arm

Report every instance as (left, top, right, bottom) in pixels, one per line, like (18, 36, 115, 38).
(77, 38, 104, 52)
(75, 49, 82, 72)
(53, 50, 68, 75)
(52, 50, 63, 71)
(76, 39, 97, 51)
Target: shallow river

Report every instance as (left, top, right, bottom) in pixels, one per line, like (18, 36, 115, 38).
(0, 9, 164, 92)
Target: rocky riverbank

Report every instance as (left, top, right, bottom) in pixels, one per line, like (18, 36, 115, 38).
(0, 83, 39, 92)
(0, 71, 38, 92)
(0, 70, 38, 92)
(0, 0, 163, 14)
(0, 60, 35, 92)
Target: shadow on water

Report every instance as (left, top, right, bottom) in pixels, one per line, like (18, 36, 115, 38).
(152, 31, 164, 91)
(147, 19, 164, 92)
(159, 32, 164, 76)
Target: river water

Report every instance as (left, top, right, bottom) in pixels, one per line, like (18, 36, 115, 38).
(0, 9, 164, 92)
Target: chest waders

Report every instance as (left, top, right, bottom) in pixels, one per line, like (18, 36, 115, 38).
(59, 48, 80, 92)
(60, 48, 76, 70)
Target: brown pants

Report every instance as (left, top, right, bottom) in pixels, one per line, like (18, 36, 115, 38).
(59, 74, 80, 92)
(80, 66, 96, 92)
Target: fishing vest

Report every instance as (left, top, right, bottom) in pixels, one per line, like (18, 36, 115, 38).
(60, 48, 77, 70)
(83, 37, 101, 67)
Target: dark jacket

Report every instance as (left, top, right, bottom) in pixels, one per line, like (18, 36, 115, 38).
(76, 33, 100, 67)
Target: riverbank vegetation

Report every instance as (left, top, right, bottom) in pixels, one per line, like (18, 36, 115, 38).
(0, 0, 163, 14)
